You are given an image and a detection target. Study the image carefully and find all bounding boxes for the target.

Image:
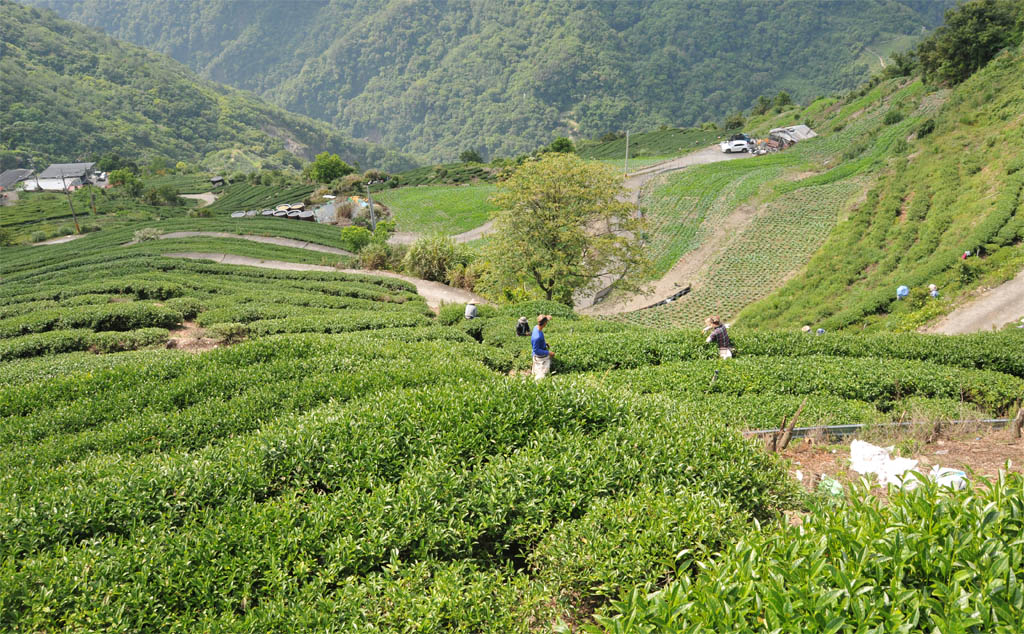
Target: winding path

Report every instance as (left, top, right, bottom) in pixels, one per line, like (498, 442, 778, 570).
(180, 192, 217, 207)
(927, 269, 1024, 334)
(124, 231, 354, 255)
(387, 220, 496, 245)
(160, 252, 486, 310)
(578, 146, 754, 311)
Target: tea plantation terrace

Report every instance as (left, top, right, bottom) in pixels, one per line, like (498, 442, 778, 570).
(1, 229, 1022, 631)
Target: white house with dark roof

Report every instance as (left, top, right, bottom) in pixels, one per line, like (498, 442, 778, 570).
(38, 162, 96, 181)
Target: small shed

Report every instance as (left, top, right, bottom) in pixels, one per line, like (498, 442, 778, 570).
(769, 125, 817, 144)
(210, 176, 225, 187)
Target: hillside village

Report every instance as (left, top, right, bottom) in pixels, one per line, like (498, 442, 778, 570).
(1, 0, 1023, 632)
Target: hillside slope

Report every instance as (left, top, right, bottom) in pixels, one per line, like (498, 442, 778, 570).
(739, 43, 1024, 332)
(27, 0, 952, 161)
(0, 1, 417, 172)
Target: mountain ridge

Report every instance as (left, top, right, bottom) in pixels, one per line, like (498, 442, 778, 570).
(27, 0, 955, 161)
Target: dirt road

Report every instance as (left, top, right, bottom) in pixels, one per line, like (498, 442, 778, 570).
(160, 252, 487, 309)
(181, 192, 217, 207)
(578, 146, 755, 312)
(927, 269, 1024, 334)
(124, 231, 354, 255)
(388, 220, 495, 245)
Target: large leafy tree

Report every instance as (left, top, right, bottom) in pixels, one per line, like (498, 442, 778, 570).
(484, 153, 650, 305)
(302, 152, 354, 183)
(917, 0, 1023, 84)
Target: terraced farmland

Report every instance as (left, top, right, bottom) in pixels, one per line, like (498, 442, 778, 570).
(205, 183, 315, 213)
(3, 218, 1023, 630)
(627, 176, 865, 329)
(374, 184, 497, 234)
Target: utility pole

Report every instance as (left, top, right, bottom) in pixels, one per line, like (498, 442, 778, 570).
(623, 129, 630, 176)
(365, 181, 377, 232)
(59, 172, 81, 234)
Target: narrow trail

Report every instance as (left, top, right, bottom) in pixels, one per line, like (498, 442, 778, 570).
(577, 146, 754, 312)
(32, 234, 87, 246)
(927, 269, 1024, 334)
(388, 220, 495, 245)
(160, 252, 487, 310)
(180, 192, 217, 207)
(124, 231, 354, 255)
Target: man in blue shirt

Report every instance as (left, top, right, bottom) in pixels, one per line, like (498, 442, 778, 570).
(531, 314, 553, 380)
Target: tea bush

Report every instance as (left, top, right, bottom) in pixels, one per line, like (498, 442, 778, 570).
(0, 302, 181, 338)
(592, 356, 1023, 413)
(589, 473, 1024, 633)
(0, 327, 170, 361)
(733, 329, 1024, 378)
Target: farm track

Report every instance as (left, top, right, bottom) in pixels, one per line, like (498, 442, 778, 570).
(31, 234, 87, 246)
(160, 252, 487, 309)
(180, 192, 217, 207)
(388, 220, 495, 245)
(122, 231, 355, 255)
(578, 146, 754, 312)
(927, 268, 1024, 334)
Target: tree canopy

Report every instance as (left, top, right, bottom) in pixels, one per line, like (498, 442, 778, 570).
(302, 152, 354, 183)
(30, 0, 955, 162)
(0, 1, 417, 172)
(484, 154, 650, 305)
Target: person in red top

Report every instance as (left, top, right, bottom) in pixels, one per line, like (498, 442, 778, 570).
(704, 316, 734, 359)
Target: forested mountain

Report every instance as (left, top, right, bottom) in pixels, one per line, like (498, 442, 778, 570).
(0, 1, 417, 172)
(27, 0, 954, 161)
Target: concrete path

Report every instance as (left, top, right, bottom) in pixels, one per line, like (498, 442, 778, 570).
(927, 269, 1024, 334)
(32, 234, 87, 246)
(124, 231, 354, 256)
(160, 252, 487, 310)
(181, 192, 217, 207)
(388, 220, 496, 245)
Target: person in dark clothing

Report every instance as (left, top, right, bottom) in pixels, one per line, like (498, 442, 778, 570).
(515, 316, 530, 336)
(704, 315, 734, 359)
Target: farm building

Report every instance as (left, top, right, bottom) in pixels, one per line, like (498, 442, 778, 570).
(38, 162, 96, 181)
(23, 177, 83, 192)
(0, 168, 33, 191)
(769, 125, 818, 144)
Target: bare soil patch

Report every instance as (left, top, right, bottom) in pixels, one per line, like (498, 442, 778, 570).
(781, 426, 1021, 494)
(166, 321, 221, 353)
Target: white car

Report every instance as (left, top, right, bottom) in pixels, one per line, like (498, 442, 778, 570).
(720, 139, 750, 153)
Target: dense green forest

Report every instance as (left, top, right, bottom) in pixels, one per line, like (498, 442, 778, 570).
(27, 0, 953, 161)
(0, 1, 417, 172)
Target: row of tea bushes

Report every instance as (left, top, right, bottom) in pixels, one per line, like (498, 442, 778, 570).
(0, 302, 183, 338)
(589, 356, 1024, 413)
(0, 377, 800, 631)
(0, 328, 169, 361)
(733, 329, 1024, 378)
(590, 473, 1024, 633)
(0, 336, 493, 472)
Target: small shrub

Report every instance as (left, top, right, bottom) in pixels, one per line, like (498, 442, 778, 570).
(882, 109, 904, 125)
(359, 242, 392, 270)
(206, 322, 248, 344)
(403, 234, 468, 282)
(917, 118, 936, 137)
(133, 227, 162, 242)
(340, 226, 372, 252)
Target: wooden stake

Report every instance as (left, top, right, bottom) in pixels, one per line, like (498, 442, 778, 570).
(778, 398, 806, 452)
(1011, 406, 1023, 440)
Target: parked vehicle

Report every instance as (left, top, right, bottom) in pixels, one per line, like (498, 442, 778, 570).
(720, 139, 751, 153)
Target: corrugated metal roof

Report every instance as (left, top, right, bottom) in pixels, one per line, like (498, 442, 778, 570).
(38, 162, 96, 179)
(0, 168, 33, 189)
